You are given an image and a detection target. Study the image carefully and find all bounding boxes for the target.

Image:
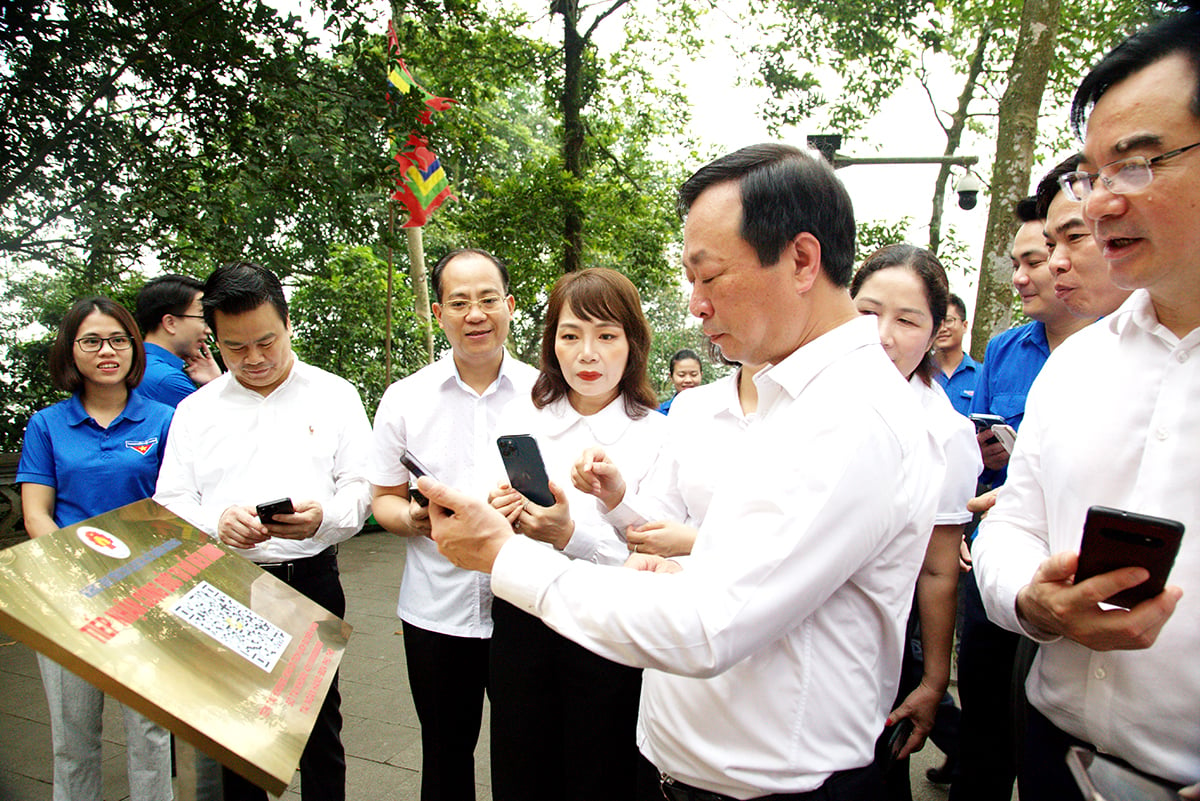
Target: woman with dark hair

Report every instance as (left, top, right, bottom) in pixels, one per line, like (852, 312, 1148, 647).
(487, 268, 666, 801)
(658, 348, 703, 414)
(17, 297, 176, 800)
(851, 246, 982, 800)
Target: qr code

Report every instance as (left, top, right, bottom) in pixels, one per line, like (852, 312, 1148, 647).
(172, 581, 292, 672)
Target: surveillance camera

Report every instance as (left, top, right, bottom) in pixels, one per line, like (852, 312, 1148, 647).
(955, 172, 983, 210)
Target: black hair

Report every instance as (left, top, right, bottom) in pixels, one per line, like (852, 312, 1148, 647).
(1071, 10, 1200, 138)
(947, 293, 968, 322)
(430, 248, 510, 302)
(677, 143, 857, 286)
(50, 297, 146, 393)
(850, 244, 950, 387)
(201, 262, 288, 336)
(135, 274, 204, 334)
(1035, 153, 1085, 218)
(1015, 197, 1042, 224)
(668, 348, 702, 375)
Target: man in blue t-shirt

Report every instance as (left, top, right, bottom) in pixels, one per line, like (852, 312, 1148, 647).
(933, 293, 980, 416)
(134, 275, 221, 408)
(950, 196, 1098, 801)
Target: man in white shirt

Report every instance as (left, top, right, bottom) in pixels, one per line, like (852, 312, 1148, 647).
(417, 145, 944, 800)
(368, 249, 537, 801)
(973, 13, 1200, 799)
(156, 261, 372, 801)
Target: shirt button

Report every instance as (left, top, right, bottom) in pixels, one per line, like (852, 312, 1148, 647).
(1177, 351, 1190, 363)
(1157, 428, 1169, 440)
(1094, 666, 1107, 680)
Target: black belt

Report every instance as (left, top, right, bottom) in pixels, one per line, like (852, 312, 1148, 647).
(256, 545, 338, 584)
(659, 762, 878, 801)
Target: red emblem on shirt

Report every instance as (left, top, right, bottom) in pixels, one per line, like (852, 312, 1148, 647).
(125, 437, 158, 455)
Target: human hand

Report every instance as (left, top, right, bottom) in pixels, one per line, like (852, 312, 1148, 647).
(886, 679, 941, 759)
(622, 553, 683, 574)
(967, 488, 999, 517)
(489, 483, 524, 528)
(420, 477, 514, 572)
(1015, 551, 1182, 650)
(959, 537, 973, 572)
(626, 520, 697, 558)
(183, 342, 222, 385)
(570, 447, 626, 510)
(977, 430, 1010, 471)
(218, 505, 271, 549)
(514, 481, 574, 550)
(263, 499, 323, 540)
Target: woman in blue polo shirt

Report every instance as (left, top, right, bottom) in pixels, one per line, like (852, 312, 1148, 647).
(17, 297, 176, 801)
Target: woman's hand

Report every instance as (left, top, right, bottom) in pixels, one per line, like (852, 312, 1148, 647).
(512, 481, 574, 550)
(570, 447, 626, 510)
(626, 520, 697, 558)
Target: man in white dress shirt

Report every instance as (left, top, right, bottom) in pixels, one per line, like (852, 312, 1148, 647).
(973, 12, 1200, 799)
(156, 261, 372, 801)
(368, 249, 538, 801)
(416, 145, 945, 801)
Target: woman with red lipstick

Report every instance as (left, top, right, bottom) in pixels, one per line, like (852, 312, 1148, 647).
(487, 268, 665, 801)
(17, 297, 176, 801)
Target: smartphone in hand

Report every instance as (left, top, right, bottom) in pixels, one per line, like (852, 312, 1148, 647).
(1075, 505, 1185, 608)
(256, 497, 294, 525)
(970, 413, 1007, 446)
(497, 434, 555, 507)
(399, 450, 438, 507)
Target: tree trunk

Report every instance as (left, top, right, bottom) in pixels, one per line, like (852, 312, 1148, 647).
(928, 23, 993, 255)
(560, 0, 585, 273)
(970, 0, 1062, 358)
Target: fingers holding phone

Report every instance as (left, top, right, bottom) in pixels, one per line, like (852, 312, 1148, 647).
(219, 504, 271, 549)
(513, 481, 574, 550)
(263, 499, 324, 540)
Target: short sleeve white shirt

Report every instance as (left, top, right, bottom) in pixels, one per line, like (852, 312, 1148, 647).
(910, 375, 981, 526)
(368, 351, 538, 638)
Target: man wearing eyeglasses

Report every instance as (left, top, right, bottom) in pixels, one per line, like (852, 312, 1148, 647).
(368, 248, 538, 801)
(932, 293, 979, 417)
(972, 12, 1200, 800)
(134, 274, 222, 407)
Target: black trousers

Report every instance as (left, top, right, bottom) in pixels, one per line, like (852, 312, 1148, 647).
(490, 598, 643, 801)
(223, 552, 347, 801)
(401, 620, 490, 801)
(948, 567, 1020, 801)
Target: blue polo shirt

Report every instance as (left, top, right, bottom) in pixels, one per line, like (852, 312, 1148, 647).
(969, 320, 1051, 486)
(17, 393, 175, 528)
(136, 342, 197, 408)
(935, 352, 982, 417)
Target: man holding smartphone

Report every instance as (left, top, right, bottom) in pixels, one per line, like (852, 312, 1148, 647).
(418, 145, 944, 801)
(155, 261, 372, 801)
(368, 249, 538, 801)
(973, 13, 1200, 798)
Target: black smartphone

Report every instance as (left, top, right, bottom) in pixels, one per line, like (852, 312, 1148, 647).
(496, 434, 555, 507)
(969, 413, 1006, 445)
(882, 718, 914, 771)
(256, 497, 294, 525)
(1066, 746, 1183, 801)
(1075, 505, 1185, 608)
(399, 449, 438, 507)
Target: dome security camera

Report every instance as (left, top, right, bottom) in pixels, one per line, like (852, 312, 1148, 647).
(955, 172, 983, 210)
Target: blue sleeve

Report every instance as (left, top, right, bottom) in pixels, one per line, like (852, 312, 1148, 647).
(141, 371, 195, 408)
(15, 410, 57, 489)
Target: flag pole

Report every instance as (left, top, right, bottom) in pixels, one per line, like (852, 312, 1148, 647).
(406, 226, 434, 364)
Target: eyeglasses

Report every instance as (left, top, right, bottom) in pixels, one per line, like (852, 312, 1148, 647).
(75, 335, 134, 352)
(1059, 141, 1200, 202)
(441, 296, 506, 316)
(176, 314, 206, 320)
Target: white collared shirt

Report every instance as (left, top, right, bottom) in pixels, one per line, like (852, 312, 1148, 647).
(155, 359, 372, 561)
(368, 351, 538, 638)
(491, 316, 945, 798)
(605, 371, 751, 531)
(910, 375, 981, 525)
(506, 395, 667, 565)
(973, 290, 1200, 785)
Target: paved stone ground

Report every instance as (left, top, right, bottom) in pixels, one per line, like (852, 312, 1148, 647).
(0, 528, 957, 800)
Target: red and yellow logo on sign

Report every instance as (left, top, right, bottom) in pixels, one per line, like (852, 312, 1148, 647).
(77, 527, 131, 559)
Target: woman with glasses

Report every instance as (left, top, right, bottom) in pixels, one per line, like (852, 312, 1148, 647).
(486, 268, 666, 801)
(17, 297, 176, 801)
